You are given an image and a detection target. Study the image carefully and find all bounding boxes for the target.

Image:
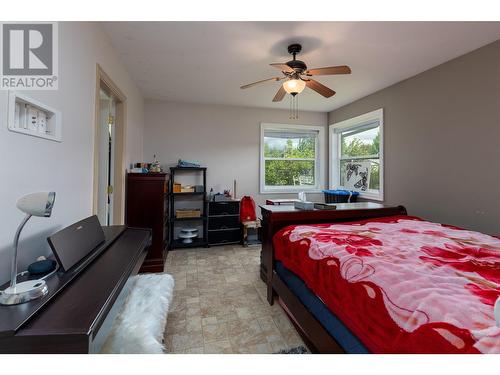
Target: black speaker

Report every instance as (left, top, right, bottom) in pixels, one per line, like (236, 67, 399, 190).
(28, 259, 57, 275)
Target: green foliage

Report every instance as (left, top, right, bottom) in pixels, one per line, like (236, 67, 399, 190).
(295, 137, 315, 158)
(264, 137, 315, 158)
(265, 160, 315, 186)
(264, 137, 316, 186)
(341, 131, 379, 157)
(369, 162, 380, 190)
(263, 130, 381, 190)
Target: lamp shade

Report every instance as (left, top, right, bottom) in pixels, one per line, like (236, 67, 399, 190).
(283, 78, 306, 95)
(16, 192, 56, 217)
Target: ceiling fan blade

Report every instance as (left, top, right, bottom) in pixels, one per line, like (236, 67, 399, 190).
(270, 63, 294, 73)
(240, 77, 282, 89)
(305, 65, 351, 76)
(272, 85, 286, 102)
(305, 79, 336, 98)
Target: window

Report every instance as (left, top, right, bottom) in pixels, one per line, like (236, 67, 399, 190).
(260, 123, 325, 193)
(329, 109, 384, 201)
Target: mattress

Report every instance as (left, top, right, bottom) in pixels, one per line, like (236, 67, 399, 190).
(275, 261, 369, 353)
(273, 215, 500, 353)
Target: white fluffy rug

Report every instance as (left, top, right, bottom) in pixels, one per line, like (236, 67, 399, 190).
(101, 273, 174, 354)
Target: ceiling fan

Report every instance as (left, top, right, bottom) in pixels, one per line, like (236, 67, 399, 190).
(240, 43, 351, 102)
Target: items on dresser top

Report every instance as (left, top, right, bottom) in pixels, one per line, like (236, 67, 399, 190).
(130, 155, 163, 174)
(130, 163, 153, 174)
(149, 154, 162, 173)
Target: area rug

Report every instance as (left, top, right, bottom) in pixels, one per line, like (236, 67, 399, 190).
(274, 345, 308, 354)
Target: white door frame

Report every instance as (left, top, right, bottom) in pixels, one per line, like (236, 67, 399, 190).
(93, 64, 127, 225)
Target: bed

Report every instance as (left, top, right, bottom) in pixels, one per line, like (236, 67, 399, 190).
(259, 203, 500, 354)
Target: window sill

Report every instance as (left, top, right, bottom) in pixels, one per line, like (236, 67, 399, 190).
(357, 191, 384, 202)
(331, 186, 384, 202)
(260, 189, 324, 195)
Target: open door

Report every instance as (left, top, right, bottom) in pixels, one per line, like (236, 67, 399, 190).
(97, 89, 116, 225)
(93, 65, 126, 226)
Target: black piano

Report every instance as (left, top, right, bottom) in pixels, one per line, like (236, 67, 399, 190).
(0, 217, 151, 354)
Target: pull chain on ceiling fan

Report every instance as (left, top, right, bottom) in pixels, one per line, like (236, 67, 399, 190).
(240, 43, 351, 119)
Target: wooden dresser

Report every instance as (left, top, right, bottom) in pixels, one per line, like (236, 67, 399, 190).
(125, 173, 169, 272)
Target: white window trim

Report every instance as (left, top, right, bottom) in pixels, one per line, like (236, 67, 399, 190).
(260, 122, 325, 194)
(329, 108, 384, 201)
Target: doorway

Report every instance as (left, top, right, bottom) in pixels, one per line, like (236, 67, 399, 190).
(97, 89, 116, 225)
(93, 65, 127, 226)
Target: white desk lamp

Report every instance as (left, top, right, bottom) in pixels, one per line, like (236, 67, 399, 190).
(0, 192, 56, 305)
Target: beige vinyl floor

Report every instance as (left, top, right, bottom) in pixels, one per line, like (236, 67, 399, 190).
(163, 244, 306, 353)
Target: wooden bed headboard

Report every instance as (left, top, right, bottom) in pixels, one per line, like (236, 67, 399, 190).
(259, 202, 407, 304)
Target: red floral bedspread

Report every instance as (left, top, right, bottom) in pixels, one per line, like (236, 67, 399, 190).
(273, 215, 500, 353)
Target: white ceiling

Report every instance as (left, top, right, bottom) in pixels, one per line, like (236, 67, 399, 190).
(101, 22, 500, 112)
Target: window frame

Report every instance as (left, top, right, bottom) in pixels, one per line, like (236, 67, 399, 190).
(260, 122, 325, 194)
(329, 108, 384, 201)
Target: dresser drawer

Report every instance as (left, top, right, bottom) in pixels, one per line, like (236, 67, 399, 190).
(209, 201, 239, 216)
(208, 228, 241, 245)
(208, 215, 240, 230)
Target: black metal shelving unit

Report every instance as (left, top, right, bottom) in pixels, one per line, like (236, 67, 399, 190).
(169, 167, 208, 249)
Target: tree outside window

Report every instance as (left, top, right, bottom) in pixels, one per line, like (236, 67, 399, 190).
(260, 124, 324, 193)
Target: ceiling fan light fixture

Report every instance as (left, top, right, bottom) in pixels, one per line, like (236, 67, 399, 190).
(282, 78, 306, 95)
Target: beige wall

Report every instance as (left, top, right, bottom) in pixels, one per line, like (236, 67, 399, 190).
(143, 100, 327, 206)
(328, 40, 500, 234)
(0, 22, 145, 284)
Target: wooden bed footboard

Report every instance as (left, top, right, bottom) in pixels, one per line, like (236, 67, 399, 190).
(259, 202, 407, 353)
